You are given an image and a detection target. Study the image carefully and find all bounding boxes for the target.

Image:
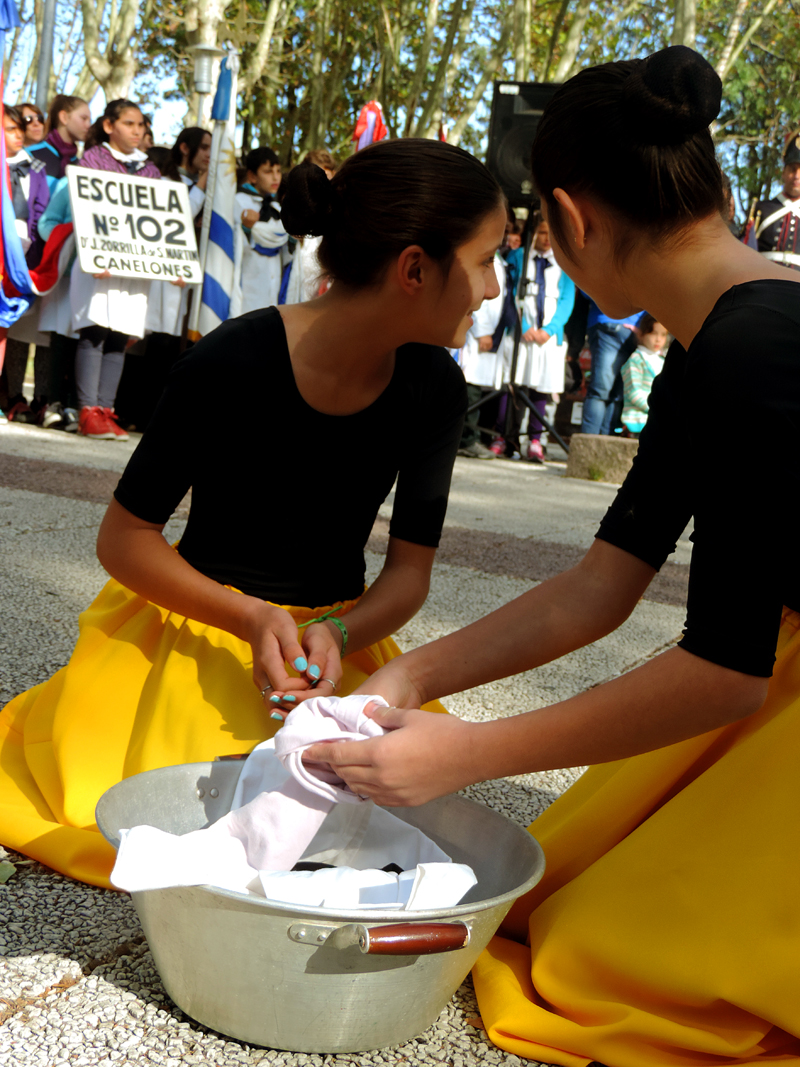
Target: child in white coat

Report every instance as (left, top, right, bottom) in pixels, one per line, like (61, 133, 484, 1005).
(456, 252, 511, 458)
(513, 216, 575, 462)
(235, 147, 288, 314)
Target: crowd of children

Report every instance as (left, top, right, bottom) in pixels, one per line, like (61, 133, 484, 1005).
(0, 97, 336, 439)
(453, 209, 668, 462)
(1, 90, 667, 447)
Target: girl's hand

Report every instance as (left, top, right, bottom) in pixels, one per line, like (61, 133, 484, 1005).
(170, 277, 188, 288)
(522, 326, 537, 342)
(93, 270, 113, 279)
(268, 620, 344, 715)
(302, 707, 482, 806)
(242, 600, 317, 704)
(351, 658, 426, 712)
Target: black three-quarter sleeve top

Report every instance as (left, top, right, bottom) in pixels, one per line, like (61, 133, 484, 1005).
(114, 307, 467, 607)
(597, 280, 800, 678)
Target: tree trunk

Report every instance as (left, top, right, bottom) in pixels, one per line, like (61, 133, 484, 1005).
(404, 0, 439, 136)
(80, 0, 142, 100)
(671, 0, 696, 48)
(715, 0, 782, 85)
(448, 14, 512, 145)
(714, 0, 748, 81)
(304, 0, 333, 150)
(414, 0, 465, 136)
(513, 0, 532, 81)
(240, 0, 285, 97)
(542, 0, 569, 81)
(553, 0, 592, 81)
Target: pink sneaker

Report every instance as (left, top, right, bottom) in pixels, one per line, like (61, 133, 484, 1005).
(527, 439, 545, 463)
(489, 436, 506, 456)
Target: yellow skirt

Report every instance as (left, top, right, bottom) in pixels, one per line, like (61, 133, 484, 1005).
(0, 578, 446, 889)
(473, 608, 800, 1066)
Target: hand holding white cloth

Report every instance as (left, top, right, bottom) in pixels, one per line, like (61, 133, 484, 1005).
(111, 695, 476, 911)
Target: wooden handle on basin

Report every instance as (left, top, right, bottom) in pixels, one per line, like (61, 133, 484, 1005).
(357, 922, 469, 955)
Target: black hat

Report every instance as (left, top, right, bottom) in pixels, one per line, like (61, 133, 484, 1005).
(784, 133, 800, 165)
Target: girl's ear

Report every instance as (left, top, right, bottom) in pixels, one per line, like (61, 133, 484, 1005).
(394, 245, 427, 295)
(552, 187, 587, 250)
(102, 117, 114, 137)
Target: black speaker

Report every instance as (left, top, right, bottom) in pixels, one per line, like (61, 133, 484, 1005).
(486, 81, 561, 207)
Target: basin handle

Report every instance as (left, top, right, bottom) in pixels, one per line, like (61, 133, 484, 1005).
(356, 922, 469, 955)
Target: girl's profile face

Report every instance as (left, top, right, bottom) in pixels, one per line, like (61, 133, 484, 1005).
(543, 196, 640, 320)
(192, 133, 212, 173)
(63, 104, 92, 143)
(428, 202, 507, 348)
(104, 107, 145, 154)
(4, 116, 24, 156)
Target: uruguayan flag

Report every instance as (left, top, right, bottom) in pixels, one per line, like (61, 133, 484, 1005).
(194, 54, 243, 338)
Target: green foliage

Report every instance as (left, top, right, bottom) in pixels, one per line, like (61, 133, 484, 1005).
(9, 0, 796, 190)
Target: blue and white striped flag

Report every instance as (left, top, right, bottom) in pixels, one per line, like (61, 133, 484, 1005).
(192, 54, 242, 339)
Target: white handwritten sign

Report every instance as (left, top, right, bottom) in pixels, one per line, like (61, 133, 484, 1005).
(66, 165, 202, 283)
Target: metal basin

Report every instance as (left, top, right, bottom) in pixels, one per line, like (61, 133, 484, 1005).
(96, 762, 545, 1053)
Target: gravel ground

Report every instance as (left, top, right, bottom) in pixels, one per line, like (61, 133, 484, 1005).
(0, 426, 685, 1066)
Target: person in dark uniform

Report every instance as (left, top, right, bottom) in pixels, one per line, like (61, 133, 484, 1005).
(753, 134, 800, 269)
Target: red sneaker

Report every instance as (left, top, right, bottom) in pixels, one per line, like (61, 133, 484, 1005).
(79, 406, 116, 439)
(526, 439, 545, 463)
(489, 436, 506, 456)
(102, 408, 130, 441)
(6, 396, 36, 423)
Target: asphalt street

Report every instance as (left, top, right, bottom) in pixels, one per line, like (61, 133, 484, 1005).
(0, 420, 690, 1067)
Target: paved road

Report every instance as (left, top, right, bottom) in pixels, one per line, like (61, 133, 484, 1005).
(0, 421, 689, 1067)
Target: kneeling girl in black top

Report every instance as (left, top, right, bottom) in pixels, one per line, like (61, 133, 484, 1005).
(308, 49, 800, 1067)
(0, 139, 506, 887)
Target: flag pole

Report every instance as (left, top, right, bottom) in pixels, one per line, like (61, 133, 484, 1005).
(187, 52, 239, 340)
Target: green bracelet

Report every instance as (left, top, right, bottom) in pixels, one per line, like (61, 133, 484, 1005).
(326, 616, 348, 658)
(298, 609, 348, 658)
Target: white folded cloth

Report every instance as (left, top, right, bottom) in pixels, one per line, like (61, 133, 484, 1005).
(259, 862, 477, 910)
(111, 694, 476, 911)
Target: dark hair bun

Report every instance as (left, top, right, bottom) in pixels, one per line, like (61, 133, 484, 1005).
(280, 163, 334, 237)
(622, 45, 722, 146)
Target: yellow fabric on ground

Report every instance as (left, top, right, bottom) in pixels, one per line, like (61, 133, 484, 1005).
(0, 578, 446, 889)
(473, 608, 800, 1067)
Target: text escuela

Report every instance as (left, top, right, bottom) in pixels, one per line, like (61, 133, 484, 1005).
(73, 172, 199, 278)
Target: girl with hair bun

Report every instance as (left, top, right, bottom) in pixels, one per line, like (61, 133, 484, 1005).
(311, 46, 800, 1065)
(0, 138, 506, 889)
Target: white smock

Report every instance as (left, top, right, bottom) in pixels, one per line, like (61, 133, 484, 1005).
(145, 280, 191, 337)
(457, 253, 511, 388)
(514, 247, 570, 393)
(284, 234, 324, 304)
(235, 188, 289, 314)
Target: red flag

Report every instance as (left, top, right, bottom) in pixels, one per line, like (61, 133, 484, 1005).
(352, 101, 388, 150)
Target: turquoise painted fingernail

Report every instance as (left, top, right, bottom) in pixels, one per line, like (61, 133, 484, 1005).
(270, 711, 284, 721)
(308, 664, 321, 679)
(284, 694, 296, 703)
(294, 656, 308, 671)
(270, 695, 281, 703)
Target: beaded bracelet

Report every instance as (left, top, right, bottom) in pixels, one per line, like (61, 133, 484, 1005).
(298, 608, 348, 658)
